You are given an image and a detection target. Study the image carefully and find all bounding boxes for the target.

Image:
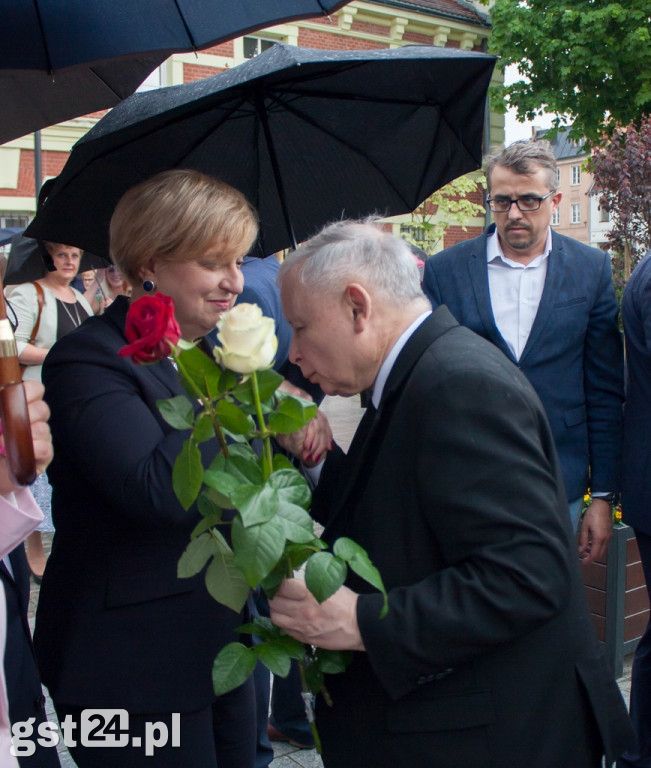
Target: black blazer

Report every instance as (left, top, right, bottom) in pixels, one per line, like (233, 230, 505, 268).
(422, 227, 625, 501)
(312, 308, 632, 768)
(34, 297, 245, 712)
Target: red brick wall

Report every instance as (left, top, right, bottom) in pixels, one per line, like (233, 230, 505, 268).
(403, 31, 432, 45)
(0, 150, 69, 197)
(298, 29, 387, 50)
(351, 20, 388, 37)
(443, 225, 483, 248)
(183, 63, 225, 82)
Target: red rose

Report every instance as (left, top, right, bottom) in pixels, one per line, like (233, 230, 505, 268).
(118, 293, 181, 364)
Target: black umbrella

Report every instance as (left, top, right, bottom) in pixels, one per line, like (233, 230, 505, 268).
(26, 44, 496, 258)
(0, 227, 24, 247)
(4, 235, 111, 286)
(0, 0, 350, 144)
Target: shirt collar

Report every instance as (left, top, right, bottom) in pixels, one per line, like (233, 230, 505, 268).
(371, 311, 431, 408)
(487, 227, 553, 268)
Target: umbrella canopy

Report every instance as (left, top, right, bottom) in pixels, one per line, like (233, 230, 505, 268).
(26, 43, 496, 258)
(0, 0, 349, 144)
(0, 227, 24, 247)
(4, 235, 111, 286)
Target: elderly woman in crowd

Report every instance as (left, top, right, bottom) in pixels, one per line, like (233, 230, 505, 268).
(33, 169, 329, 768)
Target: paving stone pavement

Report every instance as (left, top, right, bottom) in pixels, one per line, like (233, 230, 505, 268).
(26, 394, 634, 767)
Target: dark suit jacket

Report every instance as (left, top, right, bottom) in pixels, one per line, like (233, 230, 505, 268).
(1, 545, 60, 767)
(621, 250, 651, 534)
(311, 308, 632, 768)
(34, 296, 245, 712)
(422, 227, 624, 501)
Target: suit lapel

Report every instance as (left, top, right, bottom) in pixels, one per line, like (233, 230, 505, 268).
(466, 238, 517, 364)
(519, 234, 565, 367)
(324, 309, 456, 538)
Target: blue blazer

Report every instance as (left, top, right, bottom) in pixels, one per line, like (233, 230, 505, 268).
(621, 250, 651, 534)
(422, 226, 624, 501)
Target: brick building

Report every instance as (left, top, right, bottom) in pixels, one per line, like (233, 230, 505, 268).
(0, 0, 502, 249)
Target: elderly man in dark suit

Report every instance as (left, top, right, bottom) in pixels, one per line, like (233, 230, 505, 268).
(618, 250, 651, 768)
(270, 219, 632, 768)
(422, 141, 625, 563)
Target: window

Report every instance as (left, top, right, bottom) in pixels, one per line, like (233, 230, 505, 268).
(571, 165, 581, 185)
(552, 209, 560, 226)
(0, 212, 30, 257)
(571, 203, 581, 224)
(555, 168, 561, 188)
(599, 206, 610, 223)
(243, 37, 276, 59)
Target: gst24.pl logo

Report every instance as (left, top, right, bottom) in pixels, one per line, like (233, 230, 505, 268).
(11, 710, 181, 756)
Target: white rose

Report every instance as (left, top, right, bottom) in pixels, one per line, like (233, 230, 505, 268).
(215, 303, 278, 374)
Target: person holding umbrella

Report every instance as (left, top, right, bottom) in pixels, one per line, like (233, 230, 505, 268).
(5, 241, 93, 581)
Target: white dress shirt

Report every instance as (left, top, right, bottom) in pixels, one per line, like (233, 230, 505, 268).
(486, 228, 552, 361)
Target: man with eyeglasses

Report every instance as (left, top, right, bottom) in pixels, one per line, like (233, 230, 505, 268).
(422, 140, 624, 565)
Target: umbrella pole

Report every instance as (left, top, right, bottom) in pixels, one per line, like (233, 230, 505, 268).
(256, 90, 298, 251)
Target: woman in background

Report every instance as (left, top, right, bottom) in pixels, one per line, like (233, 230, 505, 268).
(6, 242, 92, 580)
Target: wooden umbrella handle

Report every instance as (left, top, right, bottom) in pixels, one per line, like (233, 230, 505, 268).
(0, 290, 37, 486)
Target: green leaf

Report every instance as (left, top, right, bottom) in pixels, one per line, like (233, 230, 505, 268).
(232, 368, 284, 405)
(304, 552, 347, 603)
(197, 490, 223, 519)
(275, 503, 317, 544)
(193, 412, 215, 443)
(334, 538, 388, 617)
(177, 345, 223, 400)
(231, 516, 286, 586)
(255, 642, 292, 677)
(218, 368, 239, 394)
(212, 444, 263, 481)
(212, 643, 257, 696)
(268, 395, 317, 435)
(190, 512, 224, 538)
(172, 439, 204, 510)
(237, 616, 277, 641)
(203, 468, 241, 506)
(272, 453, 296, 472)
(157, 395, 194, 430)
(230, 483, 278, 526)
(268, 469, 312, 508)
(177, 532, 219, 578)
(315, 649, 352, 675)
(215, 400, 256, 435)
(204, 532, 250, 613)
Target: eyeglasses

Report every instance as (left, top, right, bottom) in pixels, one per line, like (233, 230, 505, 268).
(486, 191, 555, 213)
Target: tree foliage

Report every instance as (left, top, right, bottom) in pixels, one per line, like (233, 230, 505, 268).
(589, 116, 651, 275)
(479, 0, 651, 145)
(406, 175, 486, 255)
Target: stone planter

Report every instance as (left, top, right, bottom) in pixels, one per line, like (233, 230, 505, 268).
(581, 523, 649, 677)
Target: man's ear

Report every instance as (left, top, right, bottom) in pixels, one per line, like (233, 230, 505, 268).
(345, 283, 371, 331)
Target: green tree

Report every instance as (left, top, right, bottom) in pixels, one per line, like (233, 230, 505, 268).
(479, 0, 651, 145)
(405, 175, 486, 255)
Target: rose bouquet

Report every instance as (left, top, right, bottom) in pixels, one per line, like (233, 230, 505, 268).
(120, 294, 387, 751)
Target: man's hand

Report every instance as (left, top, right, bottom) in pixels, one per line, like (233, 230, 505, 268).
(578, 498, 613, 564)
(269, 577, 365, 651)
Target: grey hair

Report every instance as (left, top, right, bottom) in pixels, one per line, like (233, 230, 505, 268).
(278, 219, 426, 306)
(484, 140, 558, 194)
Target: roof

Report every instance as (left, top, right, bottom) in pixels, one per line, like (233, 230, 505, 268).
(371, 0, 491, 28)
(534, 125, 586, 160)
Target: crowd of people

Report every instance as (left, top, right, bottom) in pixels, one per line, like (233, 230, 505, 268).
(0, 140, 649, 768)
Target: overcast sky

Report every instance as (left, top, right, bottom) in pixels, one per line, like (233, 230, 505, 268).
(503, 64, 555, 145)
